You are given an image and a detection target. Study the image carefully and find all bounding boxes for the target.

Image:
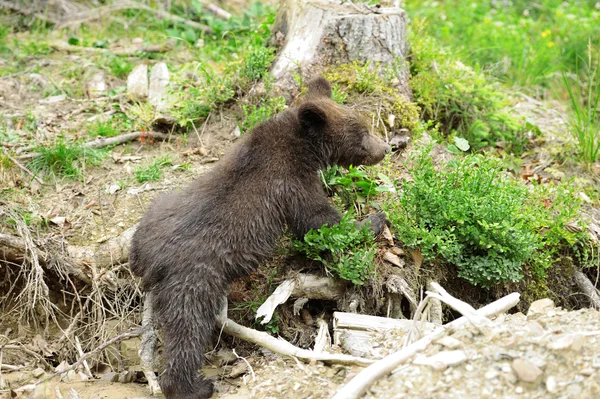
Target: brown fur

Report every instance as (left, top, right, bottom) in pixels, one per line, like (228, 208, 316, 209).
(129, 76, 390, 399)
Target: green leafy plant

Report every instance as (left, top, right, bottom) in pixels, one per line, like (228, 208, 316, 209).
(102, 55, 133, 79)
(384, 146, 588, 287)
(321, 165, 396, 214)
(294, 213, 377, 285)
(134, 155, 173, 183)
(563, 45, 600, 166)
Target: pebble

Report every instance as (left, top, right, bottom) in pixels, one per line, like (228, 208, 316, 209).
(565, 383, 582, 396)
(100, 371, 119, 382)
(547, 334, 584, 351)
(413, 350, 468, 370)
(526, 320, 545, 336)
(545, 375, 558, 393)
(527, 298, 554, 316)
(32, 367, 45, 378)
(437, 336, 463, 349)
(511, 358, 543, 384)
(485, 369, 499, 380)
(515, 386, 523, 393)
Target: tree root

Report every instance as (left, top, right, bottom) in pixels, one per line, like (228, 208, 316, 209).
(574, 270, 600, 309)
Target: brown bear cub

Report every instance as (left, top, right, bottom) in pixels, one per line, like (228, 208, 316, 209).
(129, 76, 390, 399)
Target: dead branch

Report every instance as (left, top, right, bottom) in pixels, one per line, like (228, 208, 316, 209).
(332, 291, 521, 399)
(256, 274, 346, 324)
(49, 41, 174, 56)
(83, 132, 171, 150)
(197, 1, 231, 20)
(139, 293, 161, 395)
(57, 1, 211, 33)
(1, 148, 47, 185)
(17, 132, 171, 162)
(0, 232, 92, 285)
(217, 317, 373, 367)
(574, 270, 600, 309)
(2, 344, 51, 368)
(33, 328, 144, 387)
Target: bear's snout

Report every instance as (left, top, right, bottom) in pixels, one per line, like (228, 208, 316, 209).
(363, 135, 391, 165)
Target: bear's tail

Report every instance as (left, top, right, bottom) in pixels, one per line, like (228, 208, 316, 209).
(153, 269, 227, 399)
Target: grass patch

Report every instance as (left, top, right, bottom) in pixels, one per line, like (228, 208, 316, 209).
(28, 139, 106, 178)
(134, 155, 173, 183)
(405, 0, 600, 88)
(562, 46, 600, 166)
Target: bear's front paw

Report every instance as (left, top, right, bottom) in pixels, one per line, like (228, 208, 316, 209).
(357, 212, 389, 236)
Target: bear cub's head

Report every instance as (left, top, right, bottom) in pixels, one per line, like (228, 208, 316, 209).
(297, 76, 391, 168)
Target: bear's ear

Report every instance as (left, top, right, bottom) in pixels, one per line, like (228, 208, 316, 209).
(297, 101, 327, 131)
(306, 76, 332, 99)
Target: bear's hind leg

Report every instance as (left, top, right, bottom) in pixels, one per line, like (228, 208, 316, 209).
(153, 272, 227, 399)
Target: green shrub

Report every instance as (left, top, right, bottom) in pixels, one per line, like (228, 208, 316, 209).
(409, 28, 525, 152)
(293, 213, 377, 285)
(384, 146, 588, 287)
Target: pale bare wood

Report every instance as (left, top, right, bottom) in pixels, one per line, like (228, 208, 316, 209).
(332, 292, 521, 399)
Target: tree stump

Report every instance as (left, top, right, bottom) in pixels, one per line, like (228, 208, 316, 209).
(270, 0, 411, 99)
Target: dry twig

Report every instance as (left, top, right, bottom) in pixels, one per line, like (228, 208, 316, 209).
(1, 148, 47, 185)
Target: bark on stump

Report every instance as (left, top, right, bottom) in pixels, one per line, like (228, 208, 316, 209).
(270, 0, 411, 99)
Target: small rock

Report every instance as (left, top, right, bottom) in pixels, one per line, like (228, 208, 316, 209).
(511, 358, 543, 384)
(132, 37, 143, 45)
(100, 371, 119, 382)
(215, 348, 237, 366)
(526, 321, 545, 336)
(515, 386, 523, 394)
(389, 133, 410, 150)
(485, 369, 499, 380)
(579, 368, 594, 376)
(546, 334, 584, 351)
(195, 39, 205, 48)
(107, 184, 121, 195)
(229, 361, 249, 378)
(527, 298, 554, 316)
(149, 62, 170, 112)
(436, 336, 463, 349)
(545, 375, 558, 393)
(32, 367, 45, 378)
(414, 350, 468, 370)
(118, 370, 136, 383)
(120, 337, 141, 367)
(127, 64, 149, 101)
(86, 71, 106, 98)
(565, 383, 582, 397)
(232, 126, 242, 137)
